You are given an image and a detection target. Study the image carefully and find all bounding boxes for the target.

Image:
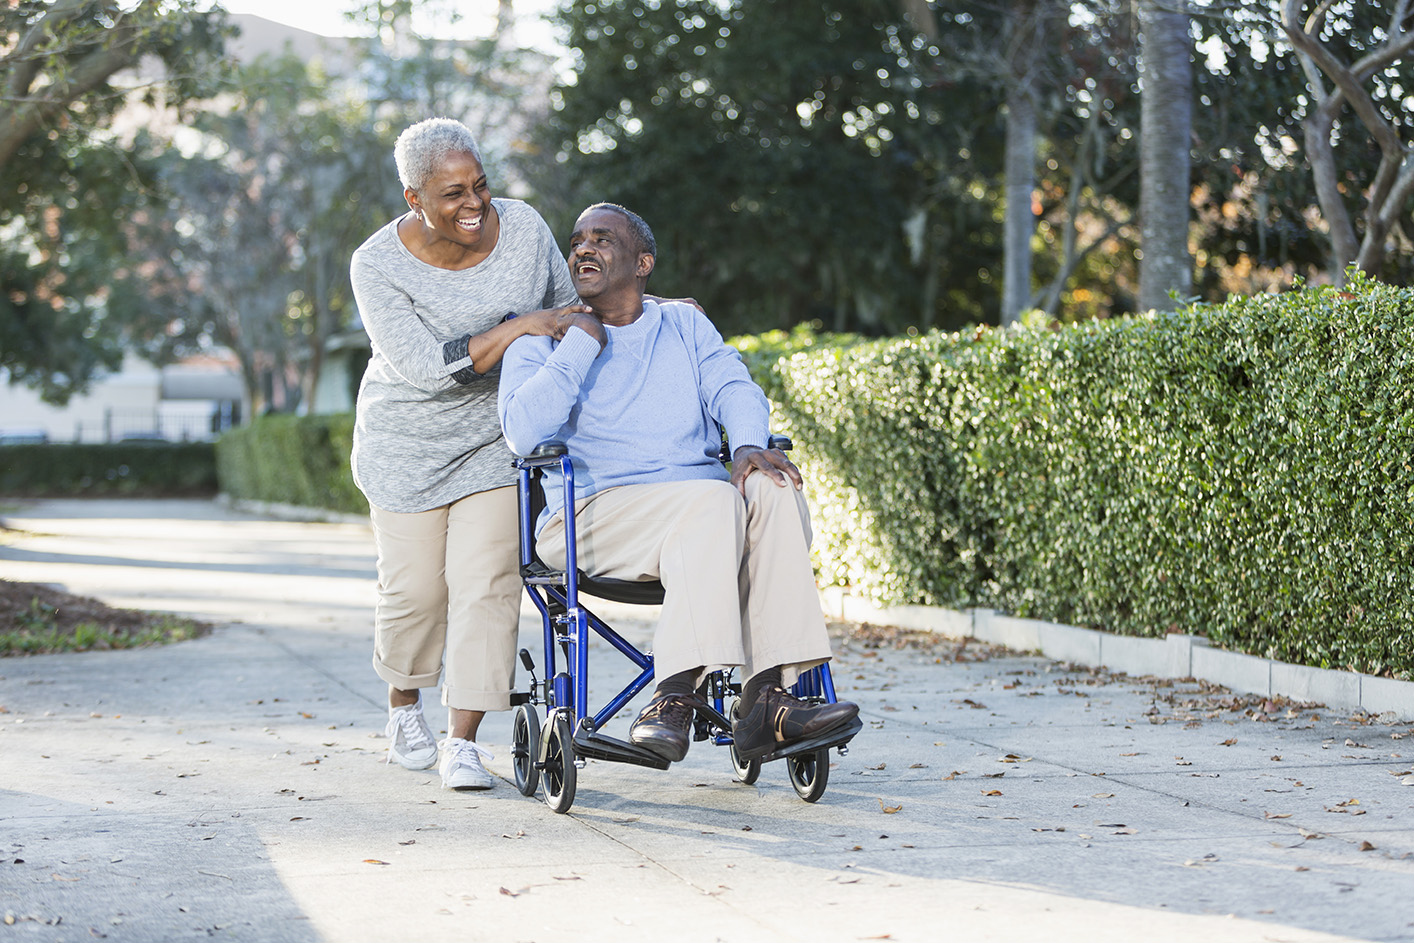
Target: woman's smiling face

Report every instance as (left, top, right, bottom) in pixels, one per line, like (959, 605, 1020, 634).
(406, 149, 494, 253)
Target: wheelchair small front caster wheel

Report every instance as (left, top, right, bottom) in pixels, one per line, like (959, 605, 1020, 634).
(542, 714, 577, 814)
(786, 747, 829, 803)
(726, 699, 760, 785)
(511, 704, 540, 797)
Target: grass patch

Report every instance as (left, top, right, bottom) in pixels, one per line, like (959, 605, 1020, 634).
(0, 580, 210, 656)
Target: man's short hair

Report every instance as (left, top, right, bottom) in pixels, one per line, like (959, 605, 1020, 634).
(583, 202, 657, 259)
(394, 118, 484, 193)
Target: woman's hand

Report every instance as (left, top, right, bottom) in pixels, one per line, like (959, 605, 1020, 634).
(646, 293, 705, 314)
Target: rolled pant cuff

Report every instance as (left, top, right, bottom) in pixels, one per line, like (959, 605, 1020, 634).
(441, 684, 512, 713)
(373, 656, 442, 693)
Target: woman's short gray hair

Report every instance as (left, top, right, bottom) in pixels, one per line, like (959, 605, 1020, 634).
(394, 118, 484, 193)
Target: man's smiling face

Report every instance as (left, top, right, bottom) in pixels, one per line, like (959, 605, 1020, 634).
(567, 207, 648, 302)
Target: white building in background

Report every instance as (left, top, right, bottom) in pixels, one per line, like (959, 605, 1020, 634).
(0, 353, 242, 444)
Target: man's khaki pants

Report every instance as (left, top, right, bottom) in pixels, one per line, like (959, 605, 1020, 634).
(536, 474, 832, 686)
(369, 485, 521, 712)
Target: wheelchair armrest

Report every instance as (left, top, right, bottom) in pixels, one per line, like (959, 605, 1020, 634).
(515, 440, 568, 468)
(716, 434, 794, 463)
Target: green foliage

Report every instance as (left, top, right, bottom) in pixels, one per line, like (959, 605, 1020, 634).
(0, 443, 217, 496)
(751, 272, 1414, 678)
(215, 413, 365, 515)
(0, 581, 205, 656)
(533, 0, 994, 336)
(0, 614, 201, 656)
(0, 2, 231, 403)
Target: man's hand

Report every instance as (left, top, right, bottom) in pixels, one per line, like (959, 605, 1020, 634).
(521, 304, 594, 340)
(567, 311, 608, 351)
(730, 445, 802, 494)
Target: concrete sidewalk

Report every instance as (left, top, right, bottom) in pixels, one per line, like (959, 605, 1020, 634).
(1, 498, 1411, 943)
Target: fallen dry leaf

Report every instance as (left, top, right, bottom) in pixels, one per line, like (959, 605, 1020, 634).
(1359, 841, 1376, 852)
(1092, 793, 1115, 799)
(981, 789, 1002, 797)
(1264, 812, 1291, 819)
(499, 887, 518, 897)
(877, 799, 903, 813)
(1220, 738, 1238, 746)
(363, 860, 390, 866)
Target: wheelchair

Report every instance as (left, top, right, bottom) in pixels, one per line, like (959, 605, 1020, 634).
(509, 436, 861, 814)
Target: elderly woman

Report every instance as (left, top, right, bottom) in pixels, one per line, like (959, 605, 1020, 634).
(350, 117, 587, 790)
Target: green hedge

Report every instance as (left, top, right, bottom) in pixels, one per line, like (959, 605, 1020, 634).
(215, 413, 366, 515)
(0, 443, 217, 496)
(747, 272, 1414, 679)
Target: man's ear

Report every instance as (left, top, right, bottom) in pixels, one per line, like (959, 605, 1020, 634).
(637, 253, 656, 279)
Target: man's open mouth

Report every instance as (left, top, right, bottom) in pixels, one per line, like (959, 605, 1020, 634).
(575, 260, 602, 275)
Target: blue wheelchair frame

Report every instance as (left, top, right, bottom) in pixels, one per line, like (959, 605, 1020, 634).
(508, 437, 857, 814)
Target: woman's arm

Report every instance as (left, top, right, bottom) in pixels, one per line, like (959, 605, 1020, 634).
(467, 306, 591, 374)
(351, 252, 590, 389)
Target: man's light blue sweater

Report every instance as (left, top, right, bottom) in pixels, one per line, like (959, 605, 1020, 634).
(498, 300, 771, 534)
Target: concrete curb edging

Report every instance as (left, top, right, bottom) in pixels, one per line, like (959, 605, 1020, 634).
(820, 588, 1414, 721)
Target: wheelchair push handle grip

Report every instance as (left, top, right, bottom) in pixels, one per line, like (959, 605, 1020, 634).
(514, 440, 568, 468)
(767, 434, 792, 452)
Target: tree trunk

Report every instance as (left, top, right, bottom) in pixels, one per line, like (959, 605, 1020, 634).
(1281, 0, 1414, 284)
(1001, 5, 1039, 326)
(1137, 0, 1193, 311)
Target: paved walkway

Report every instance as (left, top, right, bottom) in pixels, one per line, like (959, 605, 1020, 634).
(1, 498, 1411, 942)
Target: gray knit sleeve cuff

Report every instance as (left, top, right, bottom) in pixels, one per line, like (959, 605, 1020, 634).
(443, 335, 478, 384)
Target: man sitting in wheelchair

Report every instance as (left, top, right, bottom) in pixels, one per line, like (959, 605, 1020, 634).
(497, 202, 859, 765)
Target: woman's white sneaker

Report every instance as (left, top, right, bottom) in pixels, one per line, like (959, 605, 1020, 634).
(440, 738, 495, 790)
(385, 699, 438, 770)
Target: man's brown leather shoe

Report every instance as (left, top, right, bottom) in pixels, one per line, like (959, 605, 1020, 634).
(732, 685, 859, 762)
(628, 693, 698, 762)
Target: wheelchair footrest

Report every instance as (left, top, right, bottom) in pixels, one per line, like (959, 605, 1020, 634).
(754, 716, 864, 765)
(571, 727, 672, 771)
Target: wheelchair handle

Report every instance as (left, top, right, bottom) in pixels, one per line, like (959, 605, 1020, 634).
(515, 440, 569, 468)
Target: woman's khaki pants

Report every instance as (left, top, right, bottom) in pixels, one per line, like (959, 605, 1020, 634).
(369, 485, 521, 712)
(536, 475, 832, 687)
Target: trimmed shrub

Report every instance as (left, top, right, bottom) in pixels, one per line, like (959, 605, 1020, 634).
(750, 273, 1414, 678)
(0, 443, 217, 496)
(215, 413, 366, 515)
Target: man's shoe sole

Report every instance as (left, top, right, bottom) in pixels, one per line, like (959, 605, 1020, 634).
(629, 733, 689, 763)
(734, 715, 863, 764)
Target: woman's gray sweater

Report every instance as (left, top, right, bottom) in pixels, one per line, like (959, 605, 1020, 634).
(349, 198, 577, 513)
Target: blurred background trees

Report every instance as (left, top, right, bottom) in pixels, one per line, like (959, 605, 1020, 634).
(3, 0, 1412, 406)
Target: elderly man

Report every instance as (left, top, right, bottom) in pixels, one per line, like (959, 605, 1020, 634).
(497, 203, 858, 764)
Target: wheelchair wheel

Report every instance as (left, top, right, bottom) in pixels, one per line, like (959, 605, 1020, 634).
(786, 747, 830, 803)
(511, 704, 540, 797)
(542, 714, 577, 814)
(726, 699, 761, 785)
